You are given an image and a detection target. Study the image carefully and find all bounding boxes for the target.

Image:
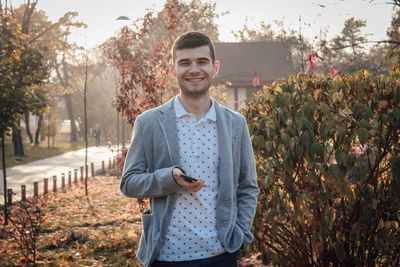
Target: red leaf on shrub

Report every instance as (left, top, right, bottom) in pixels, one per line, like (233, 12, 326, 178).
(305, 51, 323, 75)
(329, 65, 338, 75)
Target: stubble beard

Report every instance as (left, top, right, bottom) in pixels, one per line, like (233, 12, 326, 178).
(178, 80, 211, 98)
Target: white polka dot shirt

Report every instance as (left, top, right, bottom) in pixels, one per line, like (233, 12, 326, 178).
(157, 96, 225, 261)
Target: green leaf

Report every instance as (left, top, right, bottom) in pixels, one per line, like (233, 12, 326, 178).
(335, 151, 344, 166)
(275, 86, 283, 93)
(310, 143, 324, 163)
(264, 175, 271, 190)
(300, 116, 314, 133)
(332, 91, 341, 102)
(359, 119, 369, 129)
(391, 156, 400, 180)
(358, 128, 369, 145)
(334, 242, 347, 261)
(294, 143, 304, 159)
(394, 108, 400, 120)
(339, 107, 353, 117)
(265, 141, 274, 153)
(336, 126, 345, 139)
(281, 133, 290, 143)
(301, 130, 312, 149)
(303, 102, 313, 118)
(359, 211, 372, 226)
(319, 102, 331, 116)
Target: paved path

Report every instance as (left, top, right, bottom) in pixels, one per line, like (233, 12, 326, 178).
(0, 146, 117, 203)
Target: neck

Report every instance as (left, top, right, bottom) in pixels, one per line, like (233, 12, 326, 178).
(178, 93, 211, 119)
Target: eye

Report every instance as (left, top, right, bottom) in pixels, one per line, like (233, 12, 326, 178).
(178, 61, 190, 67)
(198, 60, 209, 65)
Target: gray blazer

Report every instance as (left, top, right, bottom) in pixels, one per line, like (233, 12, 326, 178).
(121, 97, 259, 267)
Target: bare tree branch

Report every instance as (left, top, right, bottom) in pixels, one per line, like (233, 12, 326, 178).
(331, 40, 400, 50)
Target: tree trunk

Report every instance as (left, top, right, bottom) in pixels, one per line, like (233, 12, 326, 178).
(64, 94, 78, 142)
(40, 115, 46, 142)
(24, 112, 34, 144)
(2, 133, 8, 226)
(56, 47, 79, 143)
(34, 114, 43, 145)
(47, 112, 51, 149)
(12, 127, 25, 157)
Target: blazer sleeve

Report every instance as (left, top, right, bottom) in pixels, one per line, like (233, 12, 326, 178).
(120, 115, 181, 198)
(236, 116, 260, 244)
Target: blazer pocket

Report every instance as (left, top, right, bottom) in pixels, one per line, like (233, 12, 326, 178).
(137, 212, 152, 263)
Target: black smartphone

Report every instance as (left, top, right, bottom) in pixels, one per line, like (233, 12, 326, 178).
(181, 174, 199, 183)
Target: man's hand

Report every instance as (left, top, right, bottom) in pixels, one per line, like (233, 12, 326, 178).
(172, 168, 206, 192)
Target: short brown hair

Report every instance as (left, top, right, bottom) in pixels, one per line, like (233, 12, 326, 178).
(171, 31, 216, 63)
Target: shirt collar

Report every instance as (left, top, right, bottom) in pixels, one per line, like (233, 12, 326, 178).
(174, 96, 217, 122)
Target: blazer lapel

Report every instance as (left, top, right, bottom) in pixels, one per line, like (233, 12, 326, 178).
(158, 98, 180, 166)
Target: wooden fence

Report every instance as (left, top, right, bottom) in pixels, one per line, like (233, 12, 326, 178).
(5, 157, 118, 207)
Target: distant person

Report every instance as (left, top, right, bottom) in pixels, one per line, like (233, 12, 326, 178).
(93, 124, 101, 146)
(120, 31, 259, 267)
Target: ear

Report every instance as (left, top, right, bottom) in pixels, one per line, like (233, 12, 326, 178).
(213, 60, 220, 77)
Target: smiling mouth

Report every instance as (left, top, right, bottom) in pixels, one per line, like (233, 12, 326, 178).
(185, 77, 205, 82)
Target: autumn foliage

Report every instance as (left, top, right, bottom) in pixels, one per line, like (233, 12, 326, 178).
(101, 0, 222, 125)
(0, 13, 47, 135)
(244, 70, 400, 266)
(0, 176, 142, 266)
(101, 13, 171, 125)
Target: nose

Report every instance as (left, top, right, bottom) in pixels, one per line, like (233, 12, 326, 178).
(188, 62, 200, 73)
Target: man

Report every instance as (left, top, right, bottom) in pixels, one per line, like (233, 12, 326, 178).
(93, 124, 101, 146)
(121, 31, 259, 267)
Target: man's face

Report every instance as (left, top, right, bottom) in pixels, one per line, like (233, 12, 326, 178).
(171, 45, 220, 97)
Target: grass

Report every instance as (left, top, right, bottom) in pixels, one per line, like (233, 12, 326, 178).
(0, 175, 142, 266)
(1, 135, 96, 169)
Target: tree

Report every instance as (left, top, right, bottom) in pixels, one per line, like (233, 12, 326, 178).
(233, 18, 313, 73)
(102, 23, 166, 125)
(4, 1, 78, 149)
(68, 53, 120, 143)
(51, 12, 86, 142)
(388, 1, 400, 43)
(14, 5, 88, 143)
(147, 0, 221, 45)
(102, 0, 223, 125)
(0, 12, 46, 224)
(328, 17, 369, 73)
(16, 0, 39, 144)
(0, 14, 29, 135)
(1, 1, 42, 152)
(386, 2, 400, 68)
(0, 7, 47, 151)
(12, 2, 57, 145)
(31, 88, 49, 144)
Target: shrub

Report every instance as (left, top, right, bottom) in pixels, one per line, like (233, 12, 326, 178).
(243, 70, 400, 266)
(2, 198, 47, 265)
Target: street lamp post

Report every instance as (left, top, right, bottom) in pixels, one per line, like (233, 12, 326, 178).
(83, 38, 89, 196)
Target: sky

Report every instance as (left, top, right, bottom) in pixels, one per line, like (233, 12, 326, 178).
(10, 0, 393, 48)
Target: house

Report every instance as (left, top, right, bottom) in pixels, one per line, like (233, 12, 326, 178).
(213, 42, 295, 110)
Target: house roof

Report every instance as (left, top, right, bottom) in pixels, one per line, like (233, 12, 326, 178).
(213, 42, 295, 87)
